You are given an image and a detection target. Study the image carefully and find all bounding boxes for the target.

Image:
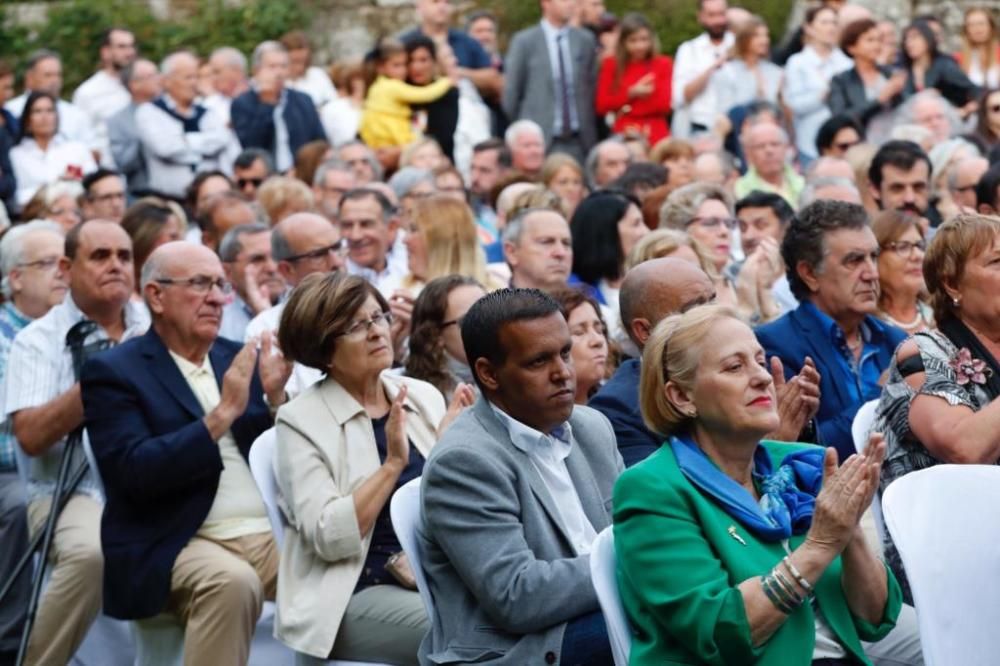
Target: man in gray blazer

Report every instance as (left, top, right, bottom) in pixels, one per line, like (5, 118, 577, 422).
(502, 0, 598, 163)
(419, 289, 623, 665)
(108, 58, 160, 196)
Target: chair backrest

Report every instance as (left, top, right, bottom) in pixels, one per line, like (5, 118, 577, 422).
(882, 465, 1000, 666)
(589, 527, 631, 666)
(390, 477, 435, 619)
(248, 427, 285, 548)
(851, 399, 886, 543)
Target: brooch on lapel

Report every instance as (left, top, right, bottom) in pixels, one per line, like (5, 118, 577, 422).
(727, 525, 747, 546)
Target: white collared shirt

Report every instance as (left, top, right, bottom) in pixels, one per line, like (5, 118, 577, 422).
(5, 94, 98, 150)
(671, 31, 735, 128)
(287, 66, 338, 109)
(10, 136, 97, 207)
(72, 70, 130, 125)
(2, 295, 150, 502)
(347, 233, 409, 298)
(539, 19, 581, 135)
(490, 404, 597, 555)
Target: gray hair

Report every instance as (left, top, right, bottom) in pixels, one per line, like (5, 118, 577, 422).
(219, 222, 270, 263)
(25, 49, 60, 73)
(312, 158, 352, 187)
(584, 137, 630, 189)
(899, 89, 961, 137)
(504, 119, 544, 148)
(0, 220, 64, 298)
(388, 167, 435, 200)
(798, 176, 861, 208)
(160, 50, 197, 76)
(658, 182, 733, 230)
(502, 206, 561, 245)
(336, 140, 384, 181)
(210, 46, 248, 73)
(41, 180, 84, 207)
(251, 41, 287, 71)
(119, 58, 155, 87)
(948, 156, 989, 193)
(929, 138, 979, 181)
(140, 249, 165, 291)
(694, 150, 736, 180)
(889, 123, 933, 147)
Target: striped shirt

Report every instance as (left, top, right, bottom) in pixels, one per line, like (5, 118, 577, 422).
(0, 302, 32, 472)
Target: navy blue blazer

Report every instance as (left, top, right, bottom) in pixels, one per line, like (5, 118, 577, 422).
(755, 305, 906, 461)
(231, 87, 326, 166)
(588, 358, 660, 468)
(80, 328, 272, 619)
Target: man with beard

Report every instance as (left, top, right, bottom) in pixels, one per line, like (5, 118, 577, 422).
(72, 28, 137, 138)
(868, 140, 936, 226)
(756, 200, 907, 460)
(671, 0, 733, 137)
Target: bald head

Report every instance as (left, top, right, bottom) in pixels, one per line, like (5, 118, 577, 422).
(272, 212, 344, 285)
(808, 156, 856, 183)
(619, 257, 715, 348)
(142, 241, 220, 290)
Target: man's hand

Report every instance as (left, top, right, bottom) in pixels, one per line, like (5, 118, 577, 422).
(389, 291, 414, 361)
(205, 341, 257, 439)
(438, 383, 476, 437)
(257, 331, 292, 407)
(243, 263, 273, 315)
(766, 356, 821, 442)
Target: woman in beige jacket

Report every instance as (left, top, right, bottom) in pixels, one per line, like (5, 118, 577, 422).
(273, 272, 471, 663)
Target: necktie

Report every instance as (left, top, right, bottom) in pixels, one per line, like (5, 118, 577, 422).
(556, 32, 573, 137)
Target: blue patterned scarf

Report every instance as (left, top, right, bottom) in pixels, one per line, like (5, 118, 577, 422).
(671, 434, 825, 541)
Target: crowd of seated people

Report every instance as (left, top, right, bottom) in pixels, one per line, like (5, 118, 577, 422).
(7, 0, 1000, 663)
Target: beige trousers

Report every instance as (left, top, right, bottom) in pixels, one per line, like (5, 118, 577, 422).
(25, 494, 103, 666)
(167, 532, 278, 666)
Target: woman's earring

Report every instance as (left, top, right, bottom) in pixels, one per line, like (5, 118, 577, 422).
(953, 297, 961, 307)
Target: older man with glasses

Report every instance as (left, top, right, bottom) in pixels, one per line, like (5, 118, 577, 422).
(80, 240, 291, 666)
(218, 223, 286, 342)
(734, 121, 805, 206)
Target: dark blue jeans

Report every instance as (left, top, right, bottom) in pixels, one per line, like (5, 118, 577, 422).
(559, 610, 612, 666)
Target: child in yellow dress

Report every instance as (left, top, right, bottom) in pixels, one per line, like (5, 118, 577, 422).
(359, 38, 455, 149)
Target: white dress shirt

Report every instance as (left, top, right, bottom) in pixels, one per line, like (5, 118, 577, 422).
(539, 19, 581, 136)
(244, 301, 323, 397)
(2, 295, 149, 502)
(5, 94, 98, 151)
(490, 405, 597, 555)
(671, 31, 735, 134)
(347, 232, 409, 298)
(287, 66, 338, 109)
(782, 46, 853, 159)
(135, 94, 230, 197)
(320, 97, 362, 147)
(10, 136, 97, 207)
(72, 70, 131, 125)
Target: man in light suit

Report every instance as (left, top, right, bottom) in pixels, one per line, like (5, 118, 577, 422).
(502, 0, 598, 163)
(419, 288, 623, 666)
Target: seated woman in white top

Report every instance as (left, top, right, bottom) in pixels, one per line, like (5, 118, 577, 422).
(709, 15, 784, 121)
(11, 91, 96, 209)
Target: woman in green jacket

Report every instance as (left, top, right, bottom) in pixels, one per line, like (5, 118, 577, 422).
(614, 304, 902, 665)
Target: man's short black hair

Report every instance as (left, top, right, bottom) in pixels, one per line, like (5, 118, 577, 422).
(234, 148, 275, 174)
(781, 199, 870, 301)
(608, 162, 668, 197)
(337, 187, 394, 220)
(735, 190, 795, 226)
(815, 115, 864, 155)
(461, 288, 561, 393)
(82, 168, 122, 197)
(868, 140, 932, 191)
(976, 162, 1000, 211)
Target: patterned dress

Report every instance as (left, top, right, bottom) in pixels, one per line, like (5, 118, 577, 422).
(873, 329, 996, 603)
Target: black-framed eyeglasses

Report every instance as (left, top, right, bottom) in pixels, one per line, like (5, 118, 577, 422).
(285, 241, 348, 263)
(17, 256, 61, 271)
(337, 311, 393, 338)
(237, 177, 264, 189)
(883, 240, 926, 257)
(155, 275, 233, 294)
(687, 216, 738, 230)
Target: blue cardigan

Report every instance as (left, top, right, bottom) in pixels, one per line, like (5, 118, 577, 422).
(231, 87, 326, 166)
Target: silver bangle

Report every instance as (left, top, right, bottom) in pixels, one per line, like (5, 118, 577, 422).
(783, 555, 813, 593)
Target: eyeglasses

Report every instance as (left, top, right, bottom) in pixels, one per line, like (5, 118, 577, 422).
(17, 256, 61, 271)
(442, 315, 465, 329)
(687, 216, 738, 230)
(338, 311, 393, 338)
(284, 241, 348, 263)
(237, 177, 264, 190)
(155, 275, 233, 294)
(883, 240, 926, 257)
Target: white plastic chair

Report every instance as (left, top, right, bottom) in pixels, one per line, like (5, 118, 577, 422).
(589, 527, 631, 666)
(248, 427, 285, 547)
(882, 465, 1000, 666)
(389, 477, 436, 619)
(851, 399, 887, 543)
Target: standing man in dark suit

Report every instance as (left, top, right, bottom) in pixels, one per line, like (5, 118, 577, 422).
(81, 241, 292, 664)
(503, 0, 598, 163)
(419, 288, 622, 666)
(756, 200, 907, 460)
(231, 41, 326, 175)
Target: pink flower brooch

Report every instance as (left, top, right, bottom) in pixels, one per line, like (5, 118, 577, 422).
(950, 348, 992, 386)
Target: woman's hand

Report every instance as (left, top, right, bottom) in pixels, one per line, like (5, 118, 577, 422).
(805, 448, 874, 556)
(438, 383, 475, 437)
(627, 72, 655, 99)
(879, 70, 907, 104)
(385, 385, 410, 471)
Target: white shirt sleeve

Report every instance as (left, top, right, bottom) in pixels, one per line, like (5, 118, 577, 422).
(671, 40, 698, 109)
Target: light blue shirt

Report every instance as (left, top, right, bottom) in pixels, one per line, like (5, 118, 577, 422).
(782, 46, 853, 159)
(540, 19, 580, 135)
(489, 403, 596, 554)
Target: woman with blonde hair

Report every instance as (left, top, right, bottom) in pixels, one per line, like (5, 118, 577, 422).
(957, 7, 1000, 87)
(616, 303, 900, 665)
(625, 228, 716, 275)
(872, 210, 932, 335)
(257, 176, 315, 225)
(541, 153, 586, 218)
(402, 194, 502, 293)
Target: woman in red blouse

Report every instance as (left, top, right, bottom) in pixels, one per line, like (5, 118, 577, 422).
(595, 12, 673, 145)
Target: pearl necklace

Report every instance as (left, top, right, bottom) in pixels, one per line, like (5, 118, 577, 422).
(883, 310, 924, 330)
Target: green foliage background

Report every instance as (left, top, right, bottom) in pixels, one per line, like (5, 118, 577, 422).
(0, 0, 311, 93)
